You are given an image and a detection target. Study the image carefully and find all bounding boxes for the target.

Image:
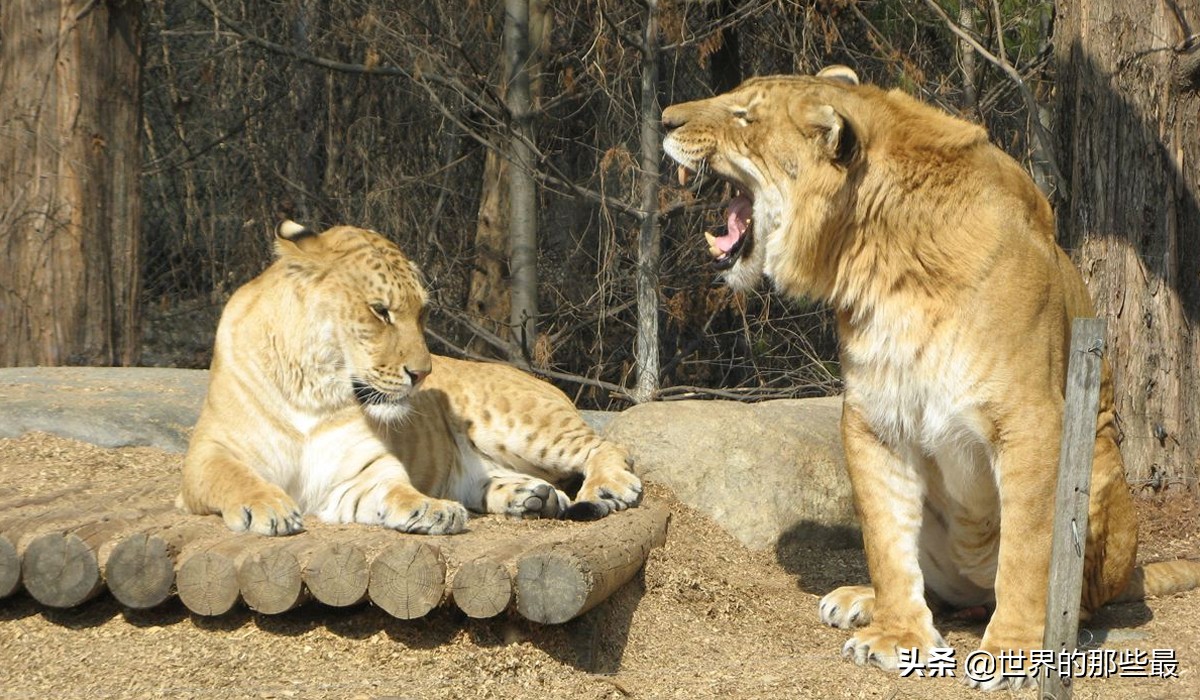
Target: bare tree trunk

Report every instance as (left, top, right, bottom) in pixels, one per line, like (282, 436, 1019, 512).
(0, 0, 143, 366)
(287, 0, 326, 222)
(467, 0, 549, 358)
(466, 150, 513, 356)
(1054, 0, 1200, 487)
(504, 0, 538, 360)
(632, 0, 662, 403)
(959, 2, 977, 113)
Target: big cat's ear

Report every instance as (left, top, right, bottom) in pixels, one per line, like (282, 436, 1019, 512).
(816, 65, 860, 86)
(810, 104, 858, 166)
(274, 220, 320, 257)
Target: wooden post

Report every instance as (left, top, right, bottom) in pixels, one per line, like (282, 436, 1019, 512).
(449, 537, 545, 619)
(237, 538, 316, 615)
(1040, 317, 1106, 700)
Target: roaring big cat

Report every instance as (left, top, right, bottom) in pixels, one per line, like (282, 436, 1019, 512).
(662, 65, 1200, 690)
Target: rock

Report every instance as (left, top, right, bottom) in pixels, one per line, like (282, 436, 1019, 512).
(0, 367, 208, 453)
(603, 397, 859, 551)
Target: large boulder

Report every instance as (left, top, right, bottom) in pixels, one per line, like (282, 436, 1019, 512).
(603, 397, 859, 551)
(0, 367, 207, 453)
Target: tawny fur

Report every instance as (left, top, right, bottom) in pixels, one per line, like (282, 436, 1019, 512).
(663, 67, 1200, 690)
(180, 223, 641, 536)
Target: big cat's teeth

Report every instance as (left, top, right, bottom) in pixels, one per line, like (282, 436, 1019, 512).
(678, 165, 691, 187)
(704, 231, 721, 258)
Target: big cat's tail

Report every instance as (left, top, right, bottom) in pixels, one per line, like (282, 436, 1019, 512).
(1113, 559, 1200, 603)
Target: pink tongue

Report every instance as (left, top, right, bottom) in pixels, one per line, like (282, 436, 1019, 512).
(713, 195, 753, 254)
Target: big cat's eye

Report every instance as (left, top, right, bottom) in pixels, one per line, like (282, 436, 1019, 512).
(731, 108, 753, 125)
(369, 302, 392, 324)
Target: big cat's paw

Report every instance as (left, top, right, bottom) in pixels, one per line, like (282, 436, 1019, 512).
(223, 485, 304, 536)
(819, 585, 876, 628)
(380, 494, 468, 535)
(497, 478, 570, 519)
(841, 624, 947, 671)
(573, 469, 643, 519)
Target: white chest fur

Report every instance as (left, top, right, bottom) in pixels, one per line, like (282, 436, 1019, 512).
(841, 302, 996, 488)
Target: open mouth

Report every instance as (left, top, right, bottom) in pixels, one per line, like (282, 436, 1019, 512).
(677, 165, 754, 270)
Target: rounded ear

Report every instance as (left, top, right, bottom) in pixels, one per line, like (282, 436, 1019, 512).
(811, 104, 858, 165)
(277, 220, 314, 240)
(273, 220, 320, 257)
(815, 65, 860, 86)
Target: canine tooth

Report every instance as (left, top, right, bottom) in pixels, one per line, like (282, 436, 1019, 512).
(704, 231, 722, 258)
(678, 166, 690, 186)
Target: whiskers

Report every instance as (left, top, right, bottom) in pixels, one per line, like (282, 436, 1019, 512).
(350, 372, 418, 424)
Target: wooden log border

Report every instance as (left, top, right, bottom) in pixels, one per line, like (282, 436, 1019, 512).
(0, 492, 670, 625)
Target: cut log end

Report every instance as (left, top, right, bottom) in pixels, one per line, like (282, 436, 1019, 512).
(514, 502, 670, 624)
(237, 547, 304, 615)
(304, 542, 369, 608)
(22, 532, 103, 608)
(177, 549, 240, 617)
(451, 557, 513, 619)
(516, 552, 589, 624)
(106, 532, 176, 610)
(0, 536, 19, 598)
(368, 540, 445, 619)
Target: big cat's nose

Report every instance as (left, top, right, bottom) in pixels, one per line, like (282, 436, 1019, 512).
(662, 107, 686, 130)
(405, 367, 430, 388)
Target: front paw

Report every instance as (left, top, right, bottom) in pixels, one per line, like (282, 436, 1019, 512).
(381, 495, 468, 535)
(965, 632, 1043, 690)
(497, 479, 570, 520)
(574, 469, 643, 517)
(961, 648, 1041, 690)
(841, 624, 947, 671)
(819, 585, 875, 628)
(223, 486, 304, 536)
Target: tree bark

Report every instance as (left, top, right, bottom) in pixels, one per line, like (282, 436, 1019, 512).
(504, 0, 539, 360)
(959, 2, 977, 113)
(632, 0, 662, 403)
(466, 147, 513, 356)
(1054, 0, 1200, 486)
(470, 1, 548, 361)
(0, 0, 143, 366)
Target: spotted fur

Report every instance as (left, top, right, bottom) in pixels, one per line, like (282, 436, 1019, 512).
(663, 67, 1200, 690)
(179, 222, 641, 536)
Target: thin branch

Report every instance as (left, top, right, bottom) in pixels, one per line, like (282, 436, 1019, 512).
(919, 0, 1064, 195)
(658, 0, 769, 53)
(599, 3, 646, 55)
(195, 0, 408, 78)
(435, 307, 527, 365)
(427, 325, 633, 400)
(195, 0, 649, 221)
